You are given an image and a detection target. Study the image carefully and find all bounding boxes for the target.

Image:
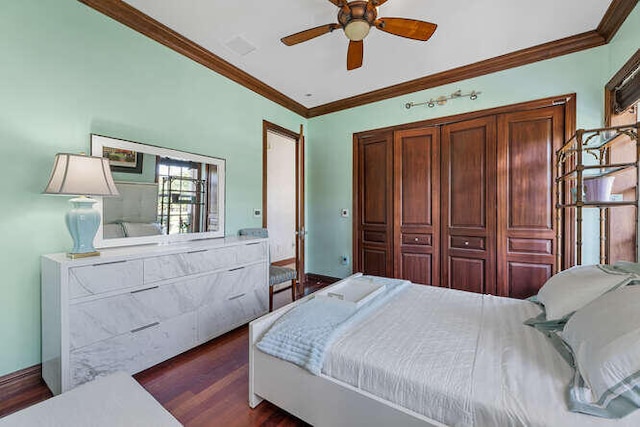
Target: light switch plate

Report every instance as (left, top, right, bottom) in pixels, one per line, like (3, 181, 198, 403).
(253, 208, 262, 218)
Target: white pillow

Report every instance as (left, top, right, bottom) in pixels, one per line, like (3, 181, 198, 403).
(537, 265, 634, 321)
(121, 222, 163, 238)
(103, 223, 125, 239)
(562, 285, 640, 418)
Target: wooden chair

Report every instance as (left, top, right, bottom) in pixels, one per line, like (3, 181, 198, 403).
(238, 228, 297, 311)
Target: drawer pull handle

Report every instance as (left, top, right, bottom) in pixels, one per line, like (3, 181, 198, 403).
(187, 249, 208, 254)
(246, 242, 261, 246)
(131, 286, 159, 294)
(131, 322, 159, 334)
(228, 293, 246, 301)
(229, 267, 245, 272)
(92, 260, 126, 267)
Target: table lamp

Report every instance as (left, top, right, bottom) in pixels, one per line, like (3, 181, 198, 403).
(44, 153, 120, 258)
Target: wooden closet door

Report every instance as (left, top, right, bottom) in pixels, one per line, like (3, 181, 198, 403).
(441, 117, 497, 294)
(354, 132, 394, 277)
(394, 128, 440, 285)
(496, 105, 564, 298)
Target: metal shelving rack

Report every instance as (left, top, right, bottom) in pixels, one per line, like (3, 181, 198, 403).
(556, 122, 640, 266)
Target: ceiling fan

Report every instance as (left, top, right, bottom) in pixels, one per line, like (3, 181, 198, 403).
(280, 0, 437, 71)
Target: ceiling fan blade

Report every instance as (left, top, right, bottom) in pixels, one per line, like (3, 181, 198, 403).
(281, 24, 341, 46)
(347, 40, 364, 70)
(370, 0, 390, 5)
(376, 18, 437, 41)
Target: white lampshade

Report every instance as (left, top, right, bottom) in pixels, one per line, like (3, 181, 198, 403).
(44, 153, 120, 197)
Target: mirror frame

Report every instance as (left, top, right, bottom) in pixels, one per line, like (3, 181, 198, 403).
(91, 134, 226, 248)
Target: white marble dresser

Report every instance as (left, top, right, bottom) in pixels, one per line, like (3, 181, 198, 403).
(41, 236, 268, 395)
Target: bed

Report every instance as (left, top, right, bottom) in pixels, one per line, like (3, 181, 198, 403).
(249, 273, 640, 427)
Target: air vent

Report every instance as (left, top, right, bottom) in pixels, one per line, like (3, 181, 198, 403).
(225, 36, 257, 56)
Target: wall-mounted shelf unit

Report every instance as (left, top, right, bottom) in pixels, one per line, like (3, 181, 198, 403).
(556, 122, 639, 267)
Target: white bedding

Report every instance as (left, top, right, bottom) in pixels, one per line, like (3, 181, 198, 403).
(323, 284, 640, 426)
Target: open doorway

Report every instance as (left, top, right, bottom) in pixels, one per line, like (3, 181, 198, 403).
(263, 121, 305, 303)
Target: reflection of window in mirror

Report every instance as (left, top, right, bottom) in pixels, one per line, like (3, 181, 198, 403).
(157, 157, 205, 235)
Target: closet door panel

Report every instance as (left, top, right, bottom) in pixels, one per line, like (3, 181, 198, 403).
(401, 253, 432, 285)
(497, 106, 563, 298)
(449, 257, 485, 294)
(362, 248, 388, 276)
(394, 128, 439, 285)
(449, 134, 486, 229)
(508, 262, 553, 300)
(355, 132, 394, 277)
(441, 117, 497, 294)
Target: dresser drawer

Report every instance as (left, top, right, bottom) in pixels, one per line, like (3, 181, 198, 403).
(70, 312, 196, 388)
(187, 262, 266, 305)
(218, 262, 268, 300)
(196, 262, 268, 343)
(69, 260, 144, 299)
(69, 283, 198, 350)
(143, 247, 236, 283)
(227, 285, 269, 326)
(197, 285, 268, 343)
(236, 242, 267, 264)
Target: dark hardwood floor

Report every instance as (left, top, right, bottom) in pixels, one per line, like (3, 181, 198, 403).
(135, 325, 306, 427)
(0, 277, 334, 425)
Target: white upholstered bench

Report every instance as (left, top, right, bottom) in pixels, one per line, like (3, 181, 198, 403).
(0, 372, 182, 427)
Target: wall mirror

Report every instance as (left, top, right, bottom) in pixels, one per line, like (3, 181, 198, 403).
(91, 134, 225, 248)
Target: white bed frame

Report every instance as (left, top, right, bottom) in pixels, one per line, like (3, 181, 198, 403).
(249, 273, 446, 427)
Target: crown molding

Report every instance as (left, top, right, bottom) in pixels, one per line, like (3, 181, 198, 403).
(77, 0, 309, 118)
(78, 0, 637, 119)
(597, 0, 639, 43)
(308, 31, 605, 117)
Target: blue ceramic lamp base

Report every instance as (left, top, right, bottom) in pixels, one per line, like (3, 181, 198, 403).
(66, 196, 101, 259)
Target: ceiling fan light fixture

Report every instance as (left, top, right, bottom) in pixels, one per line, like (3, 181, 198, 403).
(344, 19, 371, 41)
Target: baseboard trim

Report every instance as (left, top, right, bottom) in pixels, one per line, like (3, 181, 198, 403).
(305, 273, 341, 284)
(0, 364, 52, 418)
(0, 364, 41, 387)
(0, 364, 43, 395)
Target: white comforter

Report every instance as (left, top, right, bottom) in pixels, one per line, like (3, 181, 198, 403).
(323, 284, 640, 426)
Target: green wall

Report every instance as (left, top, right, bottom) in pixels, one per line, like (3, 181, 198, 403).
(0, 0, 304, 376)
(306, 4, 640, 278)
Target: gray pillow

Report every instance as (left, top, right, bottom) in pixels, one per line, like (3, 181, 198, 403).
(562, 285, 640, 418)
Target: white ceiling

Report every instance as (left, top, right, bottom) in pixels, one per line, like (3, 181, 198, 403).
(123, 0, 612, 108)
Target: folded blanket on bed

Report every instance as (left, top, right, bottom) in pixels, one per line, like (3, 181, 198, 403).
(256, 276, 410, 375)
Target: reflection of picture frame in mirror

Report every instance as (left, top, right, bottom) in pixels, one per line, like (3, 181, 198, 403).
(102, 147, 143, 174)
